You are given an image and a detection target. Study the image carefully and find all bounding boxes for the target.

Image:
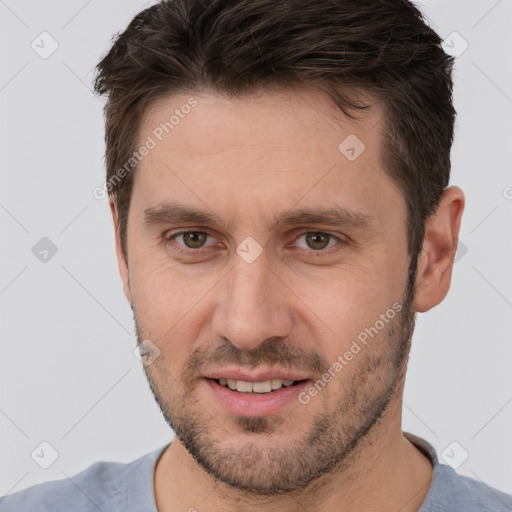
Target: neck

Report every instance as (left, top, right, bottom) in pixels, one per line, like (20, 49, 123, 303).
(154, 396, 432, 512)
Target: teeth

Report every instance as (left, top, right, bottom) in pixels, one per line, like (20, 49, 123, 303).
(217, 378, 297, 393)
(236, 380, 253, 393)
(271, 379, 283, 390)
(252, 381, 272, 393)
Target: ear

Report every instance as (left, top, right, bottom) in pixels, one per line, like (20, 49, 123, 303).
(413, 186, 465, 312)
(109, 199, 132, 305)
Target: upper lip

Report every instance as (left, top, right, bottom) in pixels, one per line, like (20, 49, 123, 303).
(204, 367, 311, 382)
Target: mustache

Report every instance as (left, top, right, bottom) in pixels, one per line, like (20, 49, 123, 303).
(186, 337, 329, 378)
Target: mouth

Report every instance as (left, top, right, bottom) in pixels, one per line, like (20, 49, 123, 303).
(203, 367, 313, 416)
(210, 377, 307, 395)
(204, 376, 312, 416)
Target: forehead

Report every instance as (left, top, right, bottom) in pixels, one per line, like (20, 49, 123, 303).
(140, 86, 384, 158)
(131, 86, 399, 228)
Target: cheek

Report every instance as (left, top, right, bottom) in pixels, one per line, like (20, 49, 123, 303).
(293, 258, 407, 360)
(129, 251, 217, 341)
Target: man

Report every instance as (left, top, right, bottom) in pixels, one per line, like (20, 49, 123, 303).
(1, 0, 511, 510)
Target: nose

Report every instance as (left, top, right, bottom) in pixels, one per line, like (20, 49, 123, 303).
(211, 252, 293, 352)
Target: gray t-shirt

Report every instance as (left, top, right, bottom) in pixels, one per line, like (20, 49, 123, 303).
(1, 432, 511, 511)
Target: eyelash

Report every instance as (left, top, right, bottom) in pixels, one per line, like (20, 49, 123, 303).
(163, 229, 346, 258)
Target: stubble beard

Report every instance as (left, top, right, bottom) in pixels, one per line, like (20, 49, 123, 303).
(135, 261, 417, 496)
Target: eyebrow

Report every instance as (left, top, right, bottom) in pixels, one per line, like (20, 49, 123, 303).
(143, 200, 375, 232)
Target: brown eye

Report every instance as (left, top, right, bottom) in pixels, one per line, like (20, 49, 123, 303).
(181, 231, 208, 249)
(304, 232, 331, 250)
(163, 229, 223, 259)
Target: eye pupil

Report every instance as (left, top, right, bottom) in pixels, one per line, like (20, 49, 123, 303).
(306, 233, 329, 250)
(184, 231, 207, 248)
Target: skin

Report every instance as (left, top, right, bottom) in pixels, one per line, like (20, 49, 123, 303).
(110, 86, 464, 512)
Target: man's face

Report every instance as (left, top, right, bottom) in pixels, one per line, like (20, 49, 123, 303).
(120, 87, 415, 493)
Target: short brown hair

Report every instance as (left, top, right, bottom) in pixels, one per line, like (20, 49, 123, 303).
(93, 0, 456, 262)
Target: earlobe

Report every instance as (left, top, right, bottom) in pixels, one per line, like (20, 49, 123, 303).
(109, 199, 132, 305)
(413, 186, 465, 313)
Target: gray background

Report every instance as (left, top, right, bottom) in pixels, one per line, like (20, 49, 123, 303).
(1, 0, 511, 498)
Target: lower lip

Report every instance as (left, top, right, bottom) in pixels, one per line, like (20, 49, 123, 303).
(205, 378, 311, 417)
